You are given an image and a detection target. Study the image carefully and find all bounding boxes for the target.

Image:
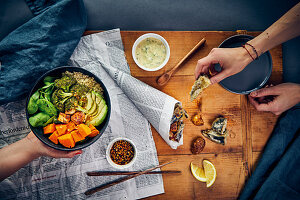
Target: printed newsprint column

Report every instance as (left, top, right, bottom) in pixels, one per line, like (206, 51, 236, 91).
(0, 29, 164, 199)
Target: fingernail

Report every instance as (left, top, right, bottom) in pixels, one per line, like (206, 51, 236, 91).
(75, 152, 81, 155)
(251, 91, 257, 96)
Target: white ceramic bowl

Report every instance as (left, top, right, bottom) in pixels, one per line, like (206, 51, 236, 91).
(106, 137, 137, 169)
(132, 33, 170, 71)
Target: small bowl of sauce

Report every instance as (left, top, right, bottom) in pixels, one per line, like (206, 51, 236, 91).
(106, 138, 137, 169)
(132, 33, 170, 71)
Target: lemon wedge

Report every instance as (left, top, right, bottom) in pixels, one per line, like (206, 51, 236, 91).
(203, 160, 216, 187)
(190, 160, 217, 187)
(190, 162, 207, 182)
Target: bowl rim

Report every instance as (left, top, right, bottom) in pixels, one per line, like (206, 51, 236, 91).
(132, 33, 170, 72)
(218, 34, 273, 94)
(26, 66, 111, 151)
(106, 137, 137, 169)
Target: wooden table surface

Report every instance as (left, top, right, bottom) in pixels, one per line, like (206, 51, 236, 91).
(86, 30, 282, 199)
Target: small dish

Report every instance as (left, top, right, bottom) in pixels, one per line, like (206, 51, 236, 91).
(132, 33, 170, 71)
(106, 137, 137, 169)
(216, 34, 273, 94)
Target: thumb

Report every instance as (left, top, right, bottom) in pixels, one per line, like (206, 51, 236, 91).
(195, 55, 218, 79)
(210, 70, 229, 84)
(250, 87, 278, 97)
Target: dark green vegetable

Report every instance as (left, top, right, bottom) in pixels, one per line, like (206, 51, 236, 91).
(53, 102, 64, 113)
(42, 86, 54, 102)
(29, 112, 51, 127)
(52, 89, 73, 112)
(43, 116, 55, 126)
(27, 90, 40, 115)
(37, 99, 57, 116)
(70, 84, 88, 107)
(32, 90, 40, 101)
(39, 80, 55, 102)
(43, 76, 56, 85)
(54, 74, 76, 92)
(65, 96, 78, 112)
(52, 89, 73, 100)
(53, 118, 63, 124)
(41, 83, 54, 90)
(70, 84, 89, 96)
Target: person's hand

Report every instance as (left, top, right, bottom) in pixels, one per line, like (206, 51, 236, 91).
(248, 83, 300, 115)
(25, 132, 82, 158)
(194, 47, 253, 83)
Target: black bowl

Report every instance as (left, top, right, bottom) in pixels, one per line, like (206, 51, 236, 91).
(215, 34, 273, 94)
(26, 66, 111, 151)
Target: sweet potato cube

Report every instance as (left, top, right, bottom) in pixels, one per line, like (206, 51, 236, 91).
(49, 130, 59, 144)
(57, 113, 70, 124)
(56, 124, 68, 136)
(43, 123, 56, 134)
(67, 121, 76, 132)
(77, 124, 91, 138)
(88, 124, 97, 131)
(88, 124, 99, 137)
(58, 133, 75, 148)
(71, 130, 85, 143)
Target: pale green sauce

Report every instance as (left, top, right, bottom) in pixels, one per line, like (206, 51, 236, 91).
(135, 37, 167, 69)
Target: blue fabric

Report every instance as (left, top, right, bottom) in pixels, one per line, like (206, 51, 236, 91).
(25, 0, 58, 15)
(0, 0, 87, 105)
(240, 108, 300, 199)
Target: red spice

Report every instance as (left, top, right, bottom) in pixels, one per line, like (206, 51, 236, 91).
(110, 140, 135, 165)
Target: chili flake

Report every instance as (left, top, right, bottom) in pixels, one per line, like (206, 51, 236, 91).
(110, 140, 135, 165)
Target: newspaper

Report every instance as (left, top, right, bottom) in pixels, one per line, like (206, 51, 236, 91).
(69, 29, 182, 149)
(0, 29, 170, 199)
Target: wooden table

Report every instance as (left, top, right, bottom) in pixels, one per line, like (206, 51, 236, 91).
(86, 30, 282, 199)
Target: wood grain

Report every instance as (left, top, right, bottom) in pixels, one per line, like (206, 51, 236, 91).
(84, 30, 282, 199)
(147, 154, 247, 200)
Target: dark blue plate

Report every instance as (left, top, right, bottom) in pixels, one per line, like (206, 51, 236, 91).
(26, 66, 111, 151)
(216, 35, 272, 94)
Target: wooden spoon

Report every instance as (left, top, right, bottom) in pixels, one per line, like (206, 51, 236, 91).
(156, 38, 206, 86)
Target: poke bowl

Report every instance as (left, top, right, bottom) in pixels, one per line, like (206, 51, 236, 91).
(26, 66, 111, 151)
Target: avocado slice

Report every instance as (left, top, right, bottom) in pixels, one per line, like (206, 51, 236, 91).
(87, 105, 108, 126)
(85, 93, 93, 111)
(86, 92, 108, 126)
(93, 91, 103, 103)
(88, 92, 105, 117)
(90, 98, 105, 117)
(88, 97, 97, 115)
(95, 94, 101, 104)
(91, 92, 96, 102)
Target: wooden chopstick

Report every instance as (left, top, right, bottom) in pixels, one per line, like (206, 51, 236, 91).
(87, 170, 181, 176)
(84, 162, 173, 195)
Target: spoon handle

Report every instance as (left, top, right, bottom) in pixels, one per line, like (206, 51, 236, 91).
(170, 38, 206, 74)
